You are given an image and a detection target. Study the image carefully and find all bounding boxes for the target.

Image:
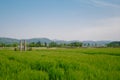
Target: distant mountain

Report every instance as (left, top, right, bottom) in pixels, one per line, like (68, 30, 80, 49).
(0, 37, 19, 44)
(0, 37, 52, 44)
(53, 39, 81, 44)
(82, 41, 111, 47)
(82, 41, 111, 44)
(0, 37, 112, 46)
(53, 40, 70, 44)
(26, 38, 52, 43)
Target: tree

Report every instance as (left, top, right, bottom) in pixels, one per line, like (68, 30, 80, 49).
(87, 43, 90, 47)
(58, 43, 66, 47)
(107, 41, 120, 47)
(44, 42, 47, 47)
(36, 41, 42, 47)
(0, 43, 5, 47)
(49, 42, 57, 47)
(12, 42, 18, 47)
(29, 42, 36, 47)
(70, 42, 82, 47)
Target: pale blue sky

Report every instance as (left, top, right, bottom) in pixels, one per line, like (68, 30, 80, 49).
(0, 0, 120, 40)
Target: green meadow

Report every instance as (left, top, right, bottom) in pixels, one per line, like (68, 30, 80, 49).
(0, 48, 120, 80)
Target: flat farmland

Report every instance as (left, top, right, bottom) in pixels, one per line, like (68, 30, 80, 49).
(0, 48, 120, 80)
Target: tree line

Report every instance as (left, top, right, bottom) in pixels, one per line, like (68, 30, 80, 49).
(0, 41, 83, 48)
(28, 41, 83, 48)
(0, 41, 120, 48)
(107, 41, 120, 47)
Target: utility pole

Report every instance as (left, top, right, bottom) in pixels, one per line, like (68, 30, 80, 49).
(23, 40, 26, 51)
(19, 40, 27, 51)
(20, 40, 22, 51)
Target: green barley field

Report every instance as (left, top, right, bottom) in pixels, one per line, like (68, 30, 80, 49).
(0, 48, 120, 80)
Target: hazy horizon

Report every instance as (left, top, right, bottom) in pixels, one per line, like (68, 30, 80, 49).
(0, 0, 120, 41)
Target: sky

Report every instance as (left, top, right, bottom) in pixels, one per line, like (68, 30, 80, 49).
(0, 0, 120, 41)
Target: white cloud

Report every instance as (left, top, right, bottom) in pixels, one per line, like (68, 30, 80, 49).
(90, 0, 120, 8)
(41, 17, 120, 41)
(67, 17, 120, 41)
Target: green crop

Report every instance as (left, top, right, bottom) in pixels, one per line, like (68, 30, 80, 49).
(0, 48, 120, 80)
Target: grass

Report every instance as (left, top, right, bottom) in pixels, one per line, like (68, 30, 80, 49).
(0, 48, 120, 80)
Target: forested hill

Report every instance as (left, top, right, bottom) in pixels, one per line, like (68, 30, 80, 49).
(0, 37, 52, 44)
(107, 41, 120, 47)
(0, 37, 19, 44)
